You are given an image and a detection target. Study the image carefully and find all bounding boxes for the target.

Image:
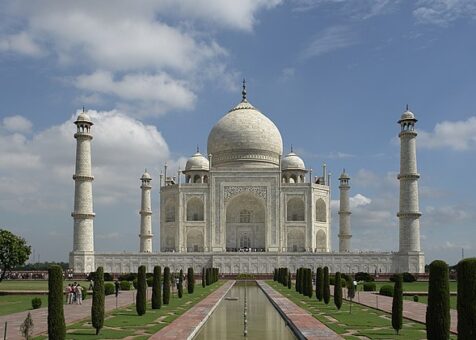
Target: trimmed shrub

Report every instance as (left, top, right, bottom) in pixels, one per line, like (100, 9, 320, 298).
(273, 269, 277, 281)
(402, 272, 416, 283)
(31, 297, 42, 309)
(136, 265, 146, 316)
(323, 266, 330, 305)
(163, 267, 171, 305)
(152, 266, 162, 309)
(363, 282, 376, 291)
(334, 272, 343, 310)
(187, 268, 194, 294)
(330, 276, 347, 287)
(457, 257, 476, 339)
(178, 269, 183, 298)
(91, 266, 105, 336)
(355, 272, 374, 282)
(104, 272, 113, 282)
(146, 277, 153, 287)
(379, 285, 394, 297)
(316, 267, 323, 301)
(392, 274, 403, 335)
(202, 267, 205, 288)
(120, 280, 131, 291)
(287, 272, 291, 289)
(307, 269, 313, 298)
(295, 269, 300, 293)
(118, 273, 137, 281)
(426, 260, 450, 340)
(104, 283, 115, 296)
(48, 265, 65, 339)
(413, 295, 419, 302)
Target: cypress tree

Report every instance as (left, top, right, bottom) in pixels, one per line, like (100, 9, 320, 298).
(392, 274, 403, 335)
(152, 266, 162, 309)
(297, 268, 301, 293)
(457, 258, 476, 339)
(178, 269, 184, 298)
(304, 269, 309, 296)
(202, 267, 206, 288)
(163, 267, 171, 305)
(307, 269, 313, 298)
(274, 268, 277, 281)
(323, 266, 330, 304)
(206, 268, 210, 285)
(316, 267, 323, 301)
(187, 267, 194, 294)
(334, 272, 343, 310)
(287, 271, 291, 289)
(91, 266, 105, 335)
(426, 260, 450, 340)
(136, 265, 147, 316)
(48, 265, 65, 339)
(295, 269, 299, 292)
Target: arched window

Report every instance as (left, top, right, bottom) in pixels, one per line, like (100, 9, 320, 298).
(315, 198, 327, 222)
(287, 230, 305, 252)
(316, 229, 327, 251)
(165, 204, 175, 222)
(186, 197, 204, 221)
(239, 210, 251, 223)
(187, 230, 204, 252)
(193, 175, 201, 183)
(240, 234, 251, 248)
(287, 197, 305, 221)
(203, 175, 208, 183)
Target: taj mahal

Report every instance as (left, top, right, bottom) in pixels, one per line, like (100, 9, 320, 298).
(69, 82, 424, 275)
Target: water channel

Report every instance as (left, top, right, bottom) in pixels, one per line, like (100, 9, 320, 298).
(194, 282, 296, 340)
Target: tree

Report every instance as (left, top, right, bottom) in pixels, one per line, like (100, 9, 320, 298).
(334, 272, 342, 310)
(347, 276, 355, 314)
(136, 265, 146, 316)
(426, 260, 449, 340)
(187, 267, 194, 294)
(323, 266, 330, 305)
(178, 269, 184, 298)
(287, 271, 291, 289)
(392, 274, 403, 335)
(91, 266, 104, 335)
(295, 268, 300, 292)
(202, 267, 206, 288)
(0, 229, 31, 282)
(273, 268, 277, 281)
(152, 266, 162, 309)
(163, 267, 171, 305)
(48, 265, 65, 339)
(20, 312, 34, 339)
(457, 258, 476, 339)
(316, 267, 323, 301)
(306, 269, 313, 298)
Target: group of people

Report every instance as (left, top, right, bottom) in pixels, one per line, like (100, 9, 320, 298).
(65, 282, 83, 305)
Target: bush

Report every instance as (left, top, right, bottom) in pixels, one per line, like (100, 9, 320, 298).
(48, 265, 65, 339)
(402, 272, 416, 282)
(120, 280, 131, 291)
(91, 267, 105, 336)
(392, 274, 403, 335)
(457, 257, 476, 338)
(118, 273, 137, 281)
(426, 260, 450, 340)
(146, 277, 153, 287)
(163, 267, 171, 305)
(104, 272, 113, 281)
(31, 297, 42, 309)
(152, 266, 162, 309)
(287, 272, 291, 289)
(355, 272, 374, 282)
(323, 267, 330, 305)
(330, 276, 346, 287)
(379, 285, 394, 297)
(136, 265, 146, 316)
(273, 269, 277, 281)
(334, 272, 342, 310)
(104, 283, 115, 296)
(363, 282, 376, 291)
(132, 278, 138, 289)
(187, 268, 194, 294)
(316, 267, 323, 301)
(413, 295, 419, 302)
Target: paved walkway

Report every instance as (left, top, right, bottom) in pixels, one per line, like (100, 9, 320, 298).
(149, 280, 235, 340)
(343, 288, 458, 334)
(258, 281, 343, 340)
(0, 289, 138, 339)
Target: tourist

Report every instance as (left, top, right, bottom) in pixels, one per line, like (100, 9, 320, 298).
(65, 284, 71, 304)
(68, 284, 74, 304)
(75, 284, 83, 305)
(114, 280, 120, 297)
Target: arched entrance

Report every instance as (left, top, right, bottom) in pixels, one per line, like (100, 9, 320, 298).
(225, 193, 265, 251)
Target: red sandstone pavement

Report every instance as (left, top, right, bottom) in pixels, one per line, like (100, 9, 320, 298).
(149, 280, 235, 340)
(258, 281, 343, 340)
(0, 289, 138, 339)
(342, 287, 458, 334)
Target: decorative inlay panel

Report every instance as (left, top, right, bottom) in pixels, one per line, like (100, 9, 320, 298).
(224, 185, 267, 203)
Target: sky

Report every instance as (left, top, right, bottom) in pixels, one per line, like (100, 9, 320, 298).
(1, 0, 476, 266)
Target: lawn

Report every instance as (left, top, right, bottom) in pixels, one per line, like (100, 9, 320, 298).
(267, 281, 456, 340)
(0, 280, 90, 291)
(34, 280, 224, 340)
(371, 281, 457, 292)
(0, 295, 48, 316)
(404, 295, 457, 309)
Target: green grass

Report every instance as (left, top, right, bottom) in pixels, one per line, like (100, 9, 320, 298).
(0, 280, 90, 291)
(0, 294, 49, 316)
(371, 281, 457, 292)
(267, 281, 456, 340)
(34, 280, 224, 340)
(404, 295, 457, 309)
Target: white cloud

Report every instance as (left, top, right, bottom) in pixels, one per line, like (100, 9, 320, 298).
(0, 32, 44, 56)
(2, 115, 33, 133)
(418, 116, 476, 151)
(301, 25, 358, 60)
(350, 193, 372, 208)
(414, 0, 476, 25)
(292, 0, 399, 19)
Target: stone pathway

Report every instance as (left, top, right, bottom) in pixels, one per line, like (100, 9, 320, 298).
(258, 281, 343, 340)
(149, 280, 235, 340)
(0, 289, 138, 339)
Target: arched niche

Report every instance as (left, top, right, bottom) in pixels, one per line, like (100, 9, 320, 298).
(316, 229, 327, 252)
(287, 229, 305, 252)
(287, 197, 305, 221)
(315, 198, 327, 222)
(187, 229, 204, 252)
(186, 197, 204, 221)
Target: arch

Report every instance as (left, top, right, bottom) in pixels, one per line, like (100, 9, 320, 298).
(239, 209, 251, 223)
(193, 174, 201, 183)
(203, 175, 209, 183)
(315, 198, 327, 222)
(287, 197, 305, 221)
(316, 229, 327, 251)
(186, 197, 204, 221)
(187, 229, 204, 252)
(239, 234, 251, 248)
(165, 200, 176, 222)
(289, 174, 297, 183)
(165, 235, 175, 252)
(287, 229, 305, 252)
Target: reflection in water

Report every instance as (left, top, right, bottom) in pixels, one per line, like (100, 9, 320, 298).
(195, 282, 296, 340)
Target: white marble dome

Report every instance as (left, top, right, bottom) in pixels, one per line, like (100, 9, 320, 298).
(207, 99, 283, 168)
(185, 151, 209, 171)
(75, 111, 93, 124)
(400, 110, 416, 121)
(141, 170, 151, 180)
(281, 152, 306, 170)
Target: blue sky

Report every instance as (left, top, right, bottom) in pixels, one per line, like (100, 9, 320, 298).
(1, 0, 475, 265)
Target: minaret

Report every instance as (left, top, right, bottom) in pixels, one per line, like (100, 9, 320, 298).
(397, 107, 421, 254)
(71, 109, 95, 272)
(338, 169, 351, 252)
(139, 170, 153, 253)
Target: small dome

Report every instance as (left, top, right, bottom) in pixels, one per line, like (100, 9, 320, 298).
(75, 111, 93, 124)
(282, 152, 306, 171)
(141, 170, 151, 180)
(185, 152, 209, 171)
(398, 109, 417, 123)
(339, 169, 350, 180)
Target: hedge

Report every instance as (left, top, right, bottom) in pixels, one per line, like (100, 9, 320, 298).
(152, 266, 162, 309)
(426, 260, 450, 339)
(363, 282, 376, 291)
(457, 257, 476, 339)
(355, 272, 374, 282)
(379, 285, 394, 297)
(91, 267, 105, 336)
(31, 297, 42, 309)
(104, 283, 115, 296)
(120, 280, 131, 291)
(48, 265, 65, 339)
